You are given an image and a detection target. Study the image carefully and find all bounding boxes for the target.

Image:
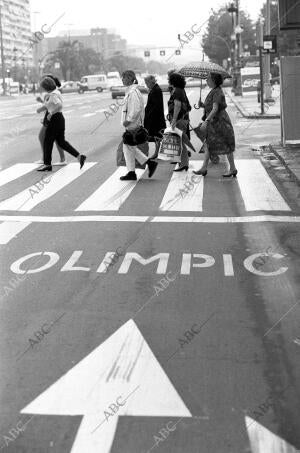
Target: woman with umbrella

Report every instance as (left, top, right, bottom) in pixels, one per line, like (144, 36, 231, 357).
(193, 72, 237, 177)
(179, 62, 237, 177)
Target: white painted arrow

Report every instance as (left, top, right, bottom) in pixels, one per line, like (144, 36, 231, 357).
(21, 319, 191, 453)
(245, 416, 299, 453)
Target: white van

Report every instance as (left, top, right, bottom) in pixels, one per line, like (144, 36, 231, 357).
(78, 74, 108, 93)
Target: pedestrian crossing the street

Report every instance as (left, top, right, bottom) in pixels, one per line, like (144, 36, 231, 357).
(0, 159, 294, 244)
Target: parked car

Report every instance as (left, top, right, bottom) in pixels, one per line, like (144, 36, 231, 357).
(60, 81, 80, 93)
(78, 74, 108, 93)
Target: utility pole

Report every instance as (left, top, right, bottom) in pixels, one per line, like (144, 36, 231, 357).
(257, 21, 265, 114)
(0, 2, 7, 95)
(264, 0, 273, 100)
(235, 0, 243, 95)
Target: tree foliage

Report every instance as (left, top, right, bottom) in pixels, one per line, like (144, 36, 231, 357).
(202, 5, 256, 65)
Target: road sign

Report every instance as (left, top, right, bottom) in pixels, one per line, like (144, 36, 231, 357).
(144, 50, 150, 57)
(21, 319, 191, 453)
(160, 50, 165, 56)
(262, 35, 277, 54)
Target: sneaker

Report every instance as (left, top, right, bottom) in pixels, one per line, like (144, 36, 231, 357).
(79, 155, 86, 169)
(147, 159, 158, 178)
(120, 171, 137, 181)
(34, 159, 44, 164)
(37, 165, 52, 172)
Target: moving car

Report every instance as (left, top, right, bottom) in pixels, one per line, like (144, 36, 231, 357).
(60, 81, 80, 93)
(78, 74, 108, 93)
(107, 71, 122, 90)
(111, 84, 148, 99)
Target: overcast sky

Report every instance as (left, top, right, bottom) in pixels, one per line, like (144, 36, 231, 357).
(30, 0, 265, 47)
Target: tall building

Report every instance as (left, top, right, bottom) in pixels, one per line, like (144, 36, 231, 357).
(33, 28, 127, 69)
(0, 0, 32, 73)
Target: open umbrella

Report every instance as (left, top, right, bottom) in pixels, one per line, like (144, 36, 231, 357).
(179, 61, 231, 109)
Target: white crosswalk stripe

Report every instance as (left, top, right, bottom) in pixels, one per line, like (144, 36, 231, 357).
(160, 161, 204, 211)
(0, 163, 96, 211)
(0, 159, 293, 216)
(0, 220, 31, 244)
(76, 167, 146, 211)
(0, 163, 40, 188)
(236, 160, 291, 211)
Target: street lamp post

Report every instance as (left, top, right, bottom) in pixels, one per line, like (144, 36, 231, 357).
(13, 46, 17, 81)
(234, 0, 243, 96)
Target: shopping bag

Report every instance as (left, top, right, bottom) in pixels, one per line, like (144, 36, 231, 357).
(157, 127, 183, 162)
(116, 140, 149, 169)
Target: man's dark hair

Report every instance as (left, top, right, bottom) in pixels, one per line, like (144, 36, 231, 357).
(43, 74, 61, 87)
(168, 72, 186, 89)
(40, 76, 56, 92)
(210, 72, 223, 87)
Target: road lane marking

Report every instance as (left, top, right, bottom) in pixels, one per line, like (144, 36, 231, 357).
(0, 163, 40, 188)
(0, 163, 97, 211)
(21, 319, 191, 453)
(0, 215, 299, 223)
(245, 415, 298, 452)
(76, 167, 146, 211)
(82, 113, 97, 117)
(0, 221, 31, 244)
(235, 160, 291, 211)
(160, 162, 204, 211)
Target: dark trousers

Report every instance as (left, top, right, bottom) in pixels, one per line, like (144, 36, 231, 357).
(43, 112, 79, 166)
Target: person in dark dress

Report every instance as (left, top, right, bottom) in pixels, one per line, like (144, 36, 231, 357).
(193, 72, 237, 177)
(167, 72, 195, 171)
(144, 75, 166, 158)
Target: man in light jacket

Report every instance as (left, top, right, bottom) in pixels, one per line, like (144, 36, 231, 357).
(120, 70, 158, 181)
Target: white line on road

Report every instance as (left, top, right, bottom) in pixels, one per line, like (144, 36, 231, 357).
(0, 221, 31, 244)
(82, 113, 97, 117)
(0, 215, 299, 223)
(0, 163, 40, 188)
(235, 160, 291, 211)
(76, 167, 146, 211)
(160, 162, 204, 211)
(0, 163, 97, 211)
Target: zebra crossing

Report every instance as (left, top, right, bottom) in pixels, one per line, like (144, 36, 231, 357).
(0, 159, 293, 245)
(0, 159, 291, 214)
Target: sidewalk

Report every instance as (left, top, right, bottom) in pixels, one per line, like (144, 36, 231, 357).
(225, 88, 280, 119)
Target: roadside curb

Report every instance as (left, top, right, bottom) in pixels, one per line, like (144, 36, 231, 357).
(266, 144, 300, 186)
(254, 144, 300, 186)
(225, 90, 280, 119)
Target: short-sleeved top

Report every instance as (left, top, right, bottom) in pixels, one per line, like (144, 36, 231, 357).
(204, 87, 227, 115)
(168, 87, 190, 120)
(43, 88, 63, 114)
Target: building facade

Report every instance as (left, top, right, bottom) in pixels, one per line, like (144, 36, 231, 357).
(0, 0, 32, 73)
(33, 28, 127, 69)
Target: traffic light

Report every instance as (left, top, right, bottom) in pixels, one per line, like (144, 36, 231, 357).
(160, 50, 165, 56)
(144, 50, 150, 57)
(175, 49, 181, 55)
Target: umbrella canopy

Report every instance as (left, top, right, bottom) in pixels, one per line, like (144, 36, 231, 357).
(179, 61, 231, 80)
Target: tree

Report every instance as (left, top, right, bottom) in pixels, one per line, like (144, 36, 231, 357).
(105, 53, 146, 74)
(202, 5, 256, 65)
(44, 41, 104, 80)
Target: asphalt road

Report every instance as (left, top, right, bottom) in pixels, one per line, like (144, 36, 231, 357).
(0, 88, 299, 453)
